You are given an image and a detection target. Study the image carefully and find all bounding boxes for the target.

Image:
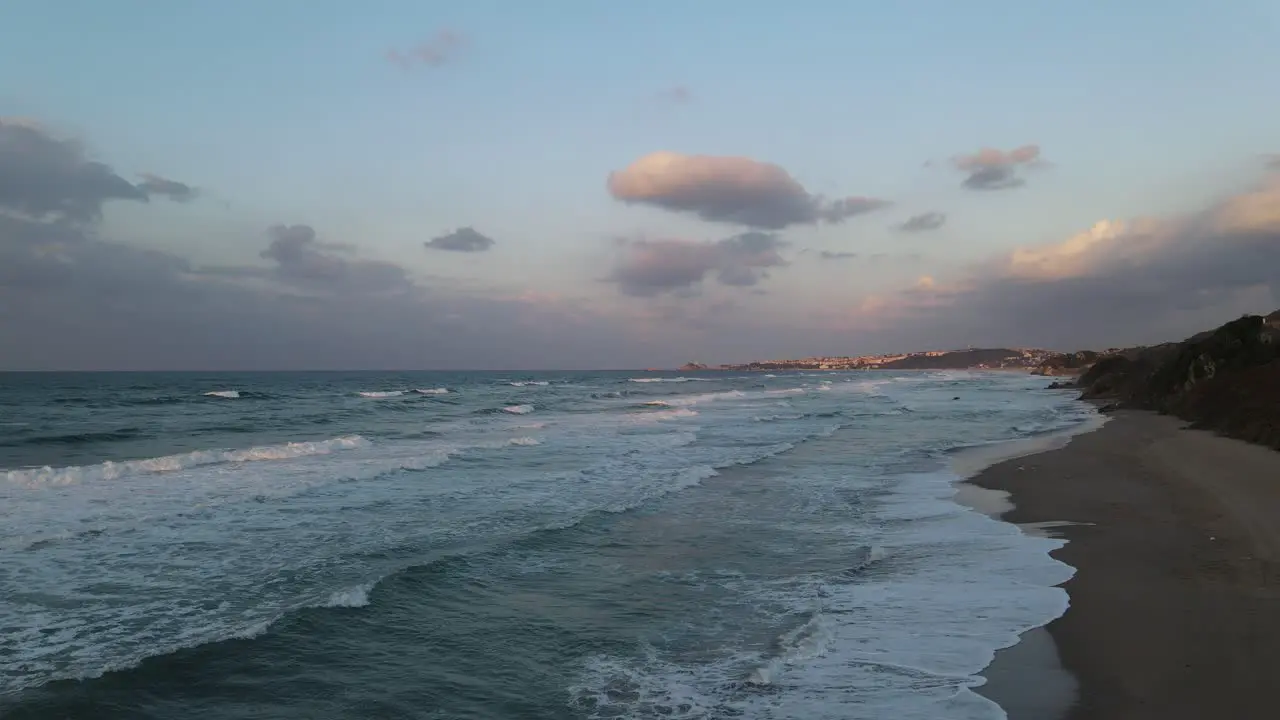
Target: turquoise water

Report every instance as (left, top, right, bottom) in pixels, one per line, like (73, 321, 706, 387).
(0, 370, 1090, 719)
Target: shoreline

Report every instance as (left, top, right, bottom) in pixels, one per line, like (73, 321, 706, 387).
(948, 415, 1100, 720)
(964, 409, 1280, 719)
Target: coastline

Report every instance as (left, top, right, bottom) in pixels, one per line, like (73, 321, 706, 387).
(963, 409, 1280, 719)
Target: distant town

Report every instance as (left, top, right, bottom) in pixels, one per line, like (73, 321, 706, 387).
(678, 347, 1093, 374)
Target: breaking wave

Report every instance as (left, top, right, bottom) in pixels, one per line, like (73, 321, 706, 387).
(324, 583, 374, 608)
(3, 435, 370, 487)
(634, 408, 699, 422)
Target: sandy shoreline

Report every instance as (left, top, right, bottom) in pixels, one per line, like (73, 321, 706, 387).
(966, 409, 1280, 719)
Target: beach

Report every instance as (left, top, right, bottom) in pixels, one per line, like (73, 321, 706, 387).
(970, 409, 1280, 719)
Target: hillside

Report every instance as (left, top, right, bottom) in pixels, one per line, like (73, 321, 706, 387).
(1076, 311, 1280, 450)
(879, 348, 1032, 370)
(1029, 350, 1102, 376)
(721, 347, 1060, 371)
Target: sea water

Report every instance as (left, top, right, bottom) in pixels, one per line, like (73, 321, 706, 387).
(0, 370, 1093, 719)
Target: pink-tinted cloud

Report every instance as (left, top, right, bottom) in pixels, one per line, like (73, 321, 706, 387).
(607, 152, 890, 229)
(843, 173, 1280, 349)
(952, 144, 1044, 190)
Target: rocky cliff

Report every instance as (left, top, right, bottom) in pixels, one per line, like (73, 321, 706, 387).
(1076, 311, 1280, 450)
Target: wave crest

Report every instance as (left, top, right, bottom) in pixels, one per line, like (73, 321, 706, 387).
(4, 435, 370, 487)
(324, 583, 374, 608)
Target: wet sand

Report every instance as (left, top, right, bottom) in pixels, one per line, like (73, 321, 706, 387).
(969, 409, 1280, 719)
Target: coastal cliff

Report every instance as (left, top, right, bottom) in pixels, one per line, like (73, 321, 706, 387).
(1075, 310, 1280, 450)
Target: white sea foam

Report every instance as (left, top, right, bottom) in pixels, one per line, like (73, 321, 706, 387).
(570, 466, 1073, 718)
(663, 390, 747, 407)
(746, 613, 835, 686)
(202, 390, 241, 399)
(358, 390, 404, 398)
(641, 408, 699, 422)
(508, 381, 550, 387)
(571, 647, 721, 720)
(503, 404, 534, 415)
(3, 435, 370, 487)
(508, 437, 541, 446)
(414, 388, 449, 395)
(564, 376, 1094, 720)
(324, 583, 374, 608)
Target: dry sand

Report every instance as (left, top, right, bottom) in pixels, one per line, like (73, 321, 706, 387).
(969, 409, 1280, 719)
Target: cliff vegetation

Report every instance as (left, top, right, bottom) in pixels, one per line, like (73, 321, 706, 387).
(1075, 310, 1280, 450)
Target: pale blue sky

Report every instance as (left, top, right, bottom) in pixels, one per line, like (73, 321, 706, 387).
(2, 0, 1278, 368)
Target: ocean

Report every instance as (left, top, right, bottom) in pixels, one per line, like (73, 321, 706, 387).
(0, 370, 1093, 719)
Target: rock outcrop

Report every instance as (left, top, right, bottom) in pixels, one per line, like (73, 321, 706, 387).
(1075, 312, 1280, 450)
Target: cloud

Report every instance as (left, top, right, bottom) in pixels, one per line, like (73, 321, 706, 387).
(656, 86, 693, 104)
(847, 174, 1280, 350)
(820, 196, 893, 222)
(818, 251, 858, 260)
(1, 206, 653, 370)
(14, 114, 1274, 371)
(607, 152, 890, 229)
(2, 231, 660, 370)
(895, 212, 947, 232)
(952, 144, 1043, 191)
(608, 231, 787, 296)
(425, 227, 496, 252)
(1, 118, 713, 370)
(0, 118, 147, 223)
(256, 224, 413, 295)
(387, 31, 465, 69)
(136, 173, 198, 202)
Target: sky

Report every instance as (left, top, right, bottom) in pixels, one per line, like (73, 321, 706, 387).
(2, 0, 1279, 370)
